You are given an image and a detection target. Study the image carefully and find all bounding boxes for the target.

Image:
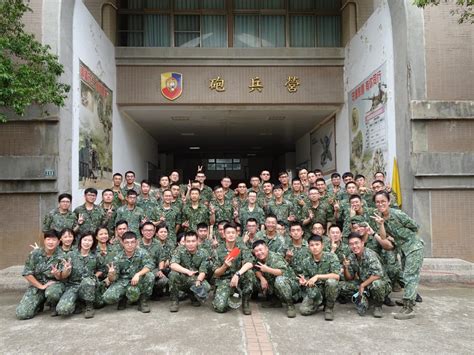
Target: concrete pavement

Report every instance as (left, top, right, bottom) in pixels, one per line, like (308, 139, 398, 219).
(1, 284, 473, 354)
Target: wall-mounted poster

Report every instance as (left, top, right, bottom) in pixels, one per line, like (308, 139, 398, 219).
(310, 116, 336, 175)
(79, 61, 113, 189)
(349, 63, 388, 178)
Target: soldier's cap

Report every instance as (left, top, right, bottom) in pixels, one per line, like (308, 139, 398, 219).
(228, 287, 242, 309)
(350, 216, 368, 226)
(190, 284, 208, 302)
(352, 291, 370, 316)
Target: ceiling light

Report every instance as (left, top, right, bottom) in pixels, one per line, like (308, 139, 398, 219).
(171, 116, 190, 121)
(189, 146, 200, 150)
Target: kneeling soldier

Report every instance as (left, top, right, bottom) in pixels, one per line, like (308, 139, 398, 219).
(169, 231, 211, 312)
(298, 234, 340, 320)
(102, 231, 155, 313)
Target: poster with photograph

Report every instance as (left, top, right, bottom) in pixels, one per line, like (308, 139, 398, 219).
(79, 61, 113, 189)
(310, 116, 336, 175)
(349, 63, 388, 178)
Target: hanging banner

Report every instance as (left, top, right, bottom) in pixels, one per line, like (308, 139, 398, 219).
(349, 63, 389, 178)
(79, 61, 113, 189)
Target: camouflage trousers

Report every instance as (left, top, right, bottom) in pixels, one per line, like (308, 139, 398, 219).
(400, 246, 424, 301)
(339, 279, 391, 304)
(102, 272, 155, 304)
(300, 279, 339, 316)
(212, 271, 255, 313)
(381, 249, 402, 286)
(16, 282, 65, 320)
(258, 275, 300, 305)
(57, 277, 97, 315)
(168, 271, 211, 300)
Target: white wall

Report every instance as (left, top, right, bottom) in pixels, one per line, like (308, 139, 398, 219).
(339, 0, 397, 180)
(71, 1, 158, 207)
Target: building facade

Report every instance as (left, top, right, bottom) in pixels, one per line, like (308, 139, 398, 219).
(0, 0, 472, 268)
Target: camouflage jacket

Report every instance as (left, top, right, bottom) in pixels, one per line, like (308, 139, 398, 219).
(42, 208, 77, 233)
(347, 248, 386, 282)
(112, 247, 155, 281)
(67, 250, 98, 284)
(171, 247, 209, 274)
(22, 247, 64, 284)
(255, 231, 287, 256)
(181, 203, 210, 232)
(213, 242, 253, 279)
(239, 205, 265, 227)
(74, 204, 107, 236)
(300, 251, 341, 284)
(115, 205, 145, 236)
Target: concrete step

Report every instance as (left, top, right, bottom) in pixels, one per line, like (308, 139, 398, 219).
(1, 258, 472, 292)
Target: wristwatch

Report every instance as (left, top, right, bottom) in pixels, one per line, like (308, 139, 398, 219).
(235, 271, 241, 278)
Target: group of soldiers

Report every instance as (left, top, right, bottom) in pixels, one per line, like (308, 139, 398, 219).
(17, 167, 424, 322)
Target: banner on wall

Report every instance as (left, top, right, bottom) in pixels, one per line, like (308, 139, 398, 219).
(79, 61, 113, 189)
(349, 63, 388, 179)
(310, 116, 336, 175)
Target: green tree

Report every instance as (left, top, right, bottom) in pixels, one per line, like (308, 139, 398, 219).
(0, 0, 70, 122)
(414, 0, 473, 24)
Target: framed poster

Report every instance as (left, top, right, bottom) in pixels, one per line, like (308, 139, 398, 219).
(79, 61, 113, 189)
(310, 116, 336, 175)
(349, 63, 388, 178)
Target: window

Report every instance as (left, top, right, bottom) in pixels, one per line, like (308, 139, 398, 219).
(208, 158, 241, 171)
(117, 0, 341, 47)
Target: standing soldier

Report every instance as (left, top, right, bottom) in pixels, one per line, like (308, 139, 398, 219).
(307, 187, 334, 234)
(210, 186, 234, 224)
(212, 223, 254, 315)
(153, 189, 181, 244)
(74, 188, 107, 237)
(267, 185, 296, 228)
(255, 215, 287, 256)
(195, 171, 213, 205)
(168, 231, 211, 312)
(111, 173, 125, 208)
(285, 222, 310, 275)
(181, 188, 214, 232)
(115, 190, 146, 236)
(298, 235, 340, 320)
(16, 231, 66, 320)
(121, 170, 141, 196)
(252, 240, 300, 318)
(137, 180, 159, 218)
(102, 231, 155, 313)
(239, 191, 265, 229)
(100, 189, 117, 237)
(42, 193, 77, 233)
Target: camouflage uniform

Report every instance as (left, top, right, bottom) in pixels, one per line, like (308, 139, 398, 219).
(16, 248, 65, 320)
(152, 205, 181, 244)
(56, 250, 98, 315)
(259, 195, 274, 213)
(256, 251, 300, 304)
(200, 185, 213, 204)
(111, 189, 124, 209)
(223, 189, 235, 202)
(383, 208, 424, 302)
(307, 201, 334, 236)
(42, 208, 77, 233)
(212, 243, 255, 313)
(115, 205, 145, 236)
(99, 203, 117, 237)
(299, 252, 340, 315)
(169, 247, 211, 302)
(210, 199, 234, 224)
(74, 204, 106, 236)
(339, 248, 391, 305)
(102, 248, 155, 304)
(154, 239, 176, 294)
(286, 193, 310, 224)
(181, 203, 210, 232)
(255, 231, 287, 256)
(286, 240, 311, 275)
(267, 200, 295, 227)
(121, 182, 141, 196)
(239, 205, 265, 227)
(137, 196, 159, 219)
(340, 206, 377, 240)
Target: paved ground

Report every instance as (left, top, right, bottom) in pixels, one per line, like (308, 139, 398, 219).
(1, 284, 473, 354)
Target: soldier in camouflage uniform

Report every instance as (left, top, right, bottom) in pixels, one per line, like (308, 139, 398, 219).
(298, 235, 340, 320)
(238, 191, 265, 228)
(339, 194, 377, 241)
(152, 189, 181, 244)
(102, 231, 155, 313)
(154, 222, 175, 297)
(137, 180, 160, 218)
(121, 170, 141, 196)
(169, 231, 211, 312)
(115, 190, 146, 236)
(210, 186, 235, 224)
(221, 176, 235, 202)
(100, 189, 117, 237)
(42, 193, 77, 233)
(16, 231, 65, 320)
(196, 171, 213, 204)
(255, 215, 288, 256)
(340, 232, 391, 318)
(74, 188, 107, 237)
(327, 173, 347, 201)
(181, 188, 214, 232)
(212, 223, 254, 315)
(267, 185, 296, 228)
(56, 232, 99, 318)
(234, 182, 249, 210)
(327, 225, 350, 266)
(373, 191, 424, 320)
(252, 240, 300, 318)
(307, 187, 334, 236)
(285, 222, 311, 275)
(170, 183, 185, 211)
(111, 173, 125, 208)
(259, 181, 274, 212)
(287, 178, 311, 224)
(139, 222, 163, 277)
(277, 171, 293, 200)
(368, 180, 399, 209)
